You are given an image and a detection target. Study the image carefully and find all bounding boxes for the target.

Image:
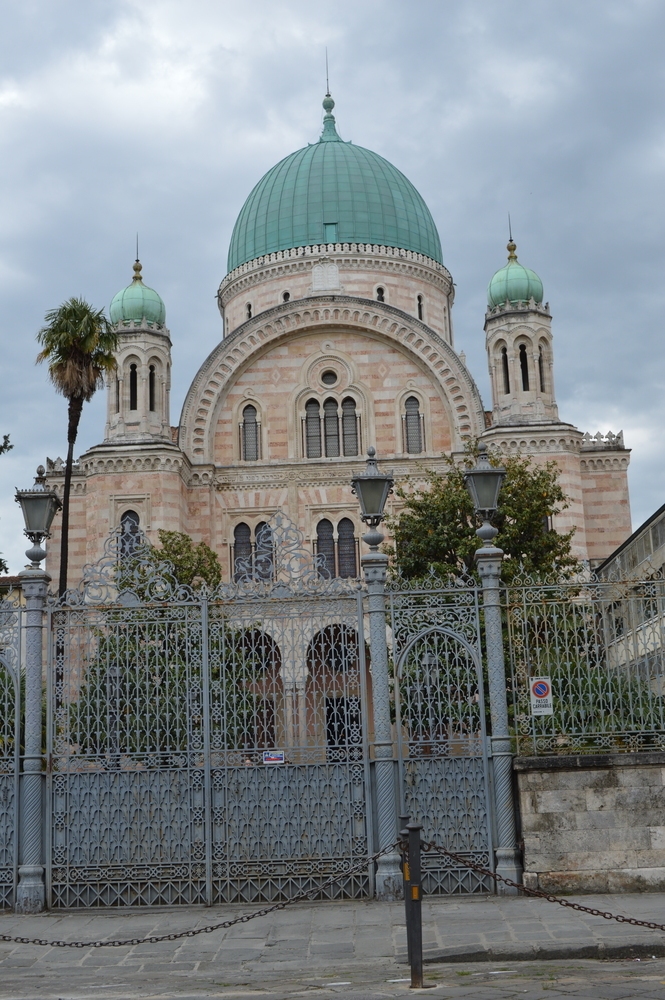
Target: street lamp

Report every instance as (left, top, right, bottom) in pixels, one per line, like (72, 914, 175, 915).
(351, 447, 394, 550)
(15, 466, 62, 566)
(463, 443, 505, 543)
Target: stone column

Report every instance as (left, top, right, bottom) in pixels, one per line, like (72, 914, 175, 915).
(476, 540, 522, 893)
(15, 565, 50, 913)
(362, 549, 401, 900)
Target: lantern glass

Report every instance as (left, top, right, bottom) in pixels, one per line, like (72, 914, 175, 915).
(463, 445, 505, 515)
(15, 489, 61, 538)
(351, 447, 394, 525)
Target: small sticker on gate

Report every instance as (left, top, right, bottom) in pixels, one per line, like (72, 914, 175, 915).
(529, 677, 553, 716)
(263, 750, 285, 764)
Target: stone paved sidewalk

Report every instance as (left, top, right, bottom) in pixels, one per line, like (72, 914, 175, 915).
(1, 892, 665, 997)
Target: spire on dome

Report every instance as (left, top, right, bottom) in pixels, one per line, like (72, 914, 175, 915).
(320, 92, 341, 142)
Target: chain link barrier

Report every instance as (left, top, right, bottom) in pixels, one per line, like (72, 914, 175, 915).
(420, 840, 665, 933)
(0, 844, 399, 949)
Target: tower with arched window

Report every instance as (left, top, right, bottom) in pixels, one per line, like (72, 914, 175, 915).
(484, 240, 558, 426)
(105, 259, 173, 443)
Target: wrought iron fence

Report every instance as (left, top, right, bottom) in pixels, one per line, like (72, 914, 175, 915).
(506, 572, 665, 755)
(0, 595, 20, 909)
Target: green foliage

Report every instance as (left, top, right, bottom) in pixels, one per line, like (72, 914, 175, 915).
(152, 531, 222, 590)
(36, 298, 117, 402)
(0, 435, 12, 575)
(388, 446, 578, 583)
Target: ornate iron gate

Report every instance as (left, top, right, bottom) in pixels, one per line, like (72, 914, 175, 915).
(46, 522, 371, 907)
(389, 580, 494, 894)
(0, 596, 20, 909)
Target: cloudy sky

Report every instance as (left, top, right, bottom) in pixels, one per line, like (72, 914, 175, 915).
(0, 0, 663, 573)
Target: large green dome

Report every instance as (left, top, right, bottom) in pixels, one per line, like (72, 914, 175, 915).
(227, 95, 443, 272)
(488, 240, 543, 308)
(110, 260, 166, 327)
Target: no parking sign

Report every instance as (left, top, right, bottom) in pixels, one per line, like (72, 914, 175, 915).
(529, 677, 554, 716)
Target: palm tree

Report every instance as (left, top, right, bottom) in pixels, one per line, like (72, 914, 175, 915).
(37, 298, 118, 595)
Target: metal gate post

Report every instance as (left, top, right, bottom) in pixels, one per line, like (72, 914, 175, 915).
(362, 549, 402, 900)
(476, 542, 522, 893)
(15, 564, 49, 913)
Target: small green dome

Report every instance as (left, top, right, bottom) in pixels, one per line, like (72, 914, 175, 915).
(227, 94, 443, 272)
(487, 241, 543, 308)
(110, 260, 166, 326)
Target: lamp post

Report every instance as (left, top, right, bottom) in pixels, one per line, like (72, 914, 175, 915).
(463, 443, 522, 893)
(14, 467, 61, 913)
(351, 448, 402, 900)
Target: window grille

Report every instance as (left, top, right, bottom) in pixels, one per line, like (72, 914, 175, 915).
(233, 523, 252, 581)
(149, 365, 156, 412)
(337, 518, 358, 578)
(501, 347, 510, 394)
(341, 398, 359, 456)
(519, 344, 530, 391)
(305, 400, 322, 457)
(120, 509, 140, 557)
(323, 398, 340, 457)
(404, 396, 423, 454)
(129, 364, 138, 410)
(316, 519, 336, 578)
(241, 404, 260, 461)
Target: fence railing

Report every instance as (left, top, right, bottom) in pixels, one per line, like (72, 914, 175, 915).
(506, 573, 665, 755)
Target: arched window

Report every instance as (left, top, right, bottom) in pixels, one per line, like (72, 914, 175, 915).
(254, 522, 273, 581)
(282, 291, 290, 302)
(376, 286, 385, 302)
(501, 346, 510, 394)
(233, 523, 252, 581)
(149, 365, 156, 411)
(404, 396, 423, 454)
(538, 346, 546, 393)
(417, 294, 424, 320)
(519, 344, 530, 391)
(115, 378, 120, 413)
(241, 404, 259, 461)
(316, 519, 336, 578)
(337, 518, 357, 578)
(120, 509, 140, 557)
(129, 364, 138, 410)
(324, 398, 340, 457)
(341, 397, 359, 456)
(305, 399, 322, 457)
(246, 302, 252, 319)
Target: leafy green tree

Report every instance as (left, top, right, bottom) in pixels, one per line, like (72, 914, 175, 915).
(0, 435, 12, 575)
(150, 531, 222, 590)
(389, 447, 578, 583)
(36, 299, 117, 596)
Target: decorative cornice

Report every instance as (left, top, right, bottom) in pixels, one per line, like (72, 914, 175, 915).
(580, 454, 631, 471)
(180, 295, 485, 462)
(481, 422, 584, 455)
(219, 243, 452, 300)
(219, 248, 453, 311)
(211, 455, 456, 492)
(485, 299, 551, 323)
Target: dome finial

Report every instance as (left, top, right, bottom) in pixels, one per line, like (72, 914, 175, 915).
(132, 258, 143, 282)
(507, 239, 518, 262)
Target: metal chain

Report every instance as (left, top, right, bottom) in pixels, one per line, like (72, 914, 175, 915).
(420, 840, 665, 933)
(0, 843, 400, 949)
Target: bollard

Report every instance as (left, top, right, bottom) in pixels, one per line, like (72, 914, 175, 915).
(399, 813, 412, 966)
(407, 822, 423, 989)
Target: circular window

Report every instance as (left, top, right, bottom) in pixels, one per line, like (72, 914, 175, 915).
(321, 370, 338, 386)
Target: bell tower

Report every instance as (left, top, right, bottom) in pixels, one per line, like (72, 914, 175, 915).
(105, 259, 172, 442)
(484, 240, 558, 425)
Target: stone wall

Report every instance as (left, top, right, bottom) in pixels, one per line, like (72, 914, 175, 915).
(515, 752, 665, 894)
